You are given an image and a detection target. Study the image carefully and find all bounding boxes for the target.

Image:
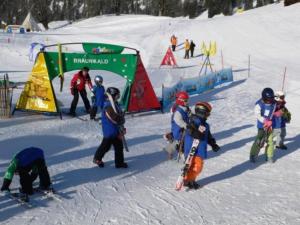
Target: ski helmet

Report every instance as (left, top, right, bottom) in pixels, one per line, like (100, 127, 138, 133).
(175, 91, 189, 106)
(261, 88, 274, 103)
(194, 102, 212, 119)
(275, 90, 285, 101)
(94, 75, 103, 85)
(106, 87, 120, 100)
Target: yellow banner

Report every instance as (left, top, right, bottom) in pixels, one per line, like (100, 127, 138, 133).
(201, 41, 217, 56)
(16, 53, 57, 112)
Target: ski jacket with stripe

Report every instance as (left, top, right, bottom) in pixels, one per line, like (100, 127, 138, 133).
(92, 85, 105, 109)
(254, 99, 276, 129)
(101, 100, 124, 138)
(4, 147, 44, 181)
(184, 116, 209, 159)
(171, 105, 189, 141)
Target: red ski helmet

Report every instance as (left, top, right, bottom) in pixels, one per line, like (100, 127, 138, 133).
(175, 91, 189, 106)
(195, 102, 212, 119)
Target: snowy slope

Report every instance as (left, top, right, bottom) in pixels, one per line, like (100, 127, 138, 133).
(1, 2, 300, 225)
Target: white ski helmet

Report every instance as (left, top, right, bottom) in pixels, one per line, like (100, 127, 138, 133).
(275, 90, 285, 101)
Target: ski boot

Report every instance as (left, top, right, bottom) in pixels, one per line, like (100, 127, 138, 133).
(249, 155, 256, 163)
(115, 162, 128, 168)
(276, 144, 287, 150)
(184, 181, 201, 190)
(93, 159, 104, 168)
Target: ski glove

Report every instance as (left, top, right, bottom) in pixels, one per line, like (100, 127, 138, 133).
(1, 178, 11, 192)
(211, 143, 220, 152)
(263, 119, 272, 129)
(273, 110, 283, 117)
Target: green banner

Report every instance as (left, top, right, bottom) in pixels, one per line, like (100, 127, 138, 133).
(44, 52, 137, 83)
(82, 43, 125, 54)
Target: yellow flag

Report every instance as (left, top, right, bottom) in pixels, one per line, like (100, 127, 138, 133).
(210, 41, 217, 56)
(16, 53, 57, 113)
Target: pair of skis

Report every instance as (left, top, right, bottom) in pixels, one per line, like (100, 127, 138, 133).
(4, 187, 62, 208)
(175, 139, 200, 191)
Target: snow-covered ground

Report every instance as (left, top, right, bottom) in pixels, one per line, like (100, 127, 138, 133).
(1, 2, 300, 225)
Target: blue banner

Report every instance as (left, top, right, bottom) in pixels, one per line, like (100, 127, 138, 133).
(162, 68, 233, 110)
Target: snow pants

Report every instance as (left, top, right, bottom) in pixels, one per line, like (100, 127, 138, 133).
(70, 89, 91, 114)
(94, 137, 125, 167)
(273, 127, 286, 147)
(184, 50, 189, 59)
(250, 129, 274, 160)
(184, 156, 204, 182)
(19, 158, 51, 194)
(172, 45, 176, 51)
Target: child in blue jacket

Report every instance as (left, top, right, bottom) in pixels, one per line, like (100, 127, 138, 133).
(93, 87, 127, 168)
(183, 102, 219, 189)
(90, 75, 105, 120)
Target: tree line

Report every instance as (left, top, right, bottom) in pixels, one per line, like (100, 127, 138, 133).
(0, 0, 283, 29)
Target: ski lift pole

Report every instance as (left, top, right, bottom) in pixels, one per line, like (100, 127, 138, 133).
(58, 43, 64, 92)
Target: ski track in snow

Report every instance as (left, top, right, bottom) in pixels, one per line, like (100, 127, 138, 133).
(1, 3, 300, 225)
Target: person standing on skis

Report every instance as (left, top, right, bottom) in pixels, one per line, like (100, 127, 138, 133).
(183, 102, 219, 189)
(184, 39, 190, 59)
(93, 87, 128, 168)
(1, 147, 52, 202)
(190, 40, 196, 57)
(69, 67, 93, 116)
(249, 88, 276, 163)
(170, 35, 178, 52)
(90, 75, 105, 120)
(273, 91, 291, 150)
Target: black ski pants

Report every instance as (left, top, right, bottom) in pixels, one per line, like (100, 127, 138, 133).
(70, 88, 91, 114)
(94, 137, 124, 166)
(18, 159, 51, 194)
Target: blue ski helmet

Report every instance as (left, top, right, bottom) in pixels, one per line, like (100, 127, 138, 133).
(261, 88, 274, 102)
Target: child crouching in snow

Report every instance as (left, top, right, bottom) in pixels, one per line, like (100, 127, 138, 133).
(183, 102, 220, 189)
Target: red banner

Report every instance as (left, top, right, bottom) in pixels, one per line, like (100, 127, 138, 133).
(128, 56, 161, 112)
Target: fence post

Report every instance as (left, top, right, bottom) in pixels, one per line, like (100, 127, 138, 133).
(221, 50, 224, 70)
(281, 67, 287, 91)
(248, 55, 251, 78)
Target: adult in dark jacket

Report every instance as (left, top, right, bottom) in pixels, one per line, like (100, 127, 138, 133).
(69, 67, 93, 116)
(93, 87, 128, 168)
(1, 147, 52, 201)
(190, 40, 196, 57)
(90, 75, 105, 120)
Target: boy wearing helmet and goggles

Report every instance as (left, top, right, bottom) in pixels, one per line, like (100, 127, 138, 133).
(164, 91, 190, 159)
(182, 102, 219, 189)
(250, 88, 277, 163)
(90, 75, 105, 120)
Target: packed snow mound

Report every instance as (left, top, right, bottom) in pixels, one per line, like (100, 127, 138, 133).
(0, 3, 300, 225)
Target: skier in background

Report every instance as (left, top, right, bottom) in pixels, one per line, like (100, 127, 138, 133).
(1, 147, 52, 202)
(93, 87, 128, 168)
(170, 35, 178, 51)
(190, 40, 196, 57)
(273, 91, 291, 150)
(183, 102, 220, 189)
(69, 67, 93, 116)
(249, 88, 276, 163)
(184, 39, 190, 59)
(90, 75, 105, 120)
